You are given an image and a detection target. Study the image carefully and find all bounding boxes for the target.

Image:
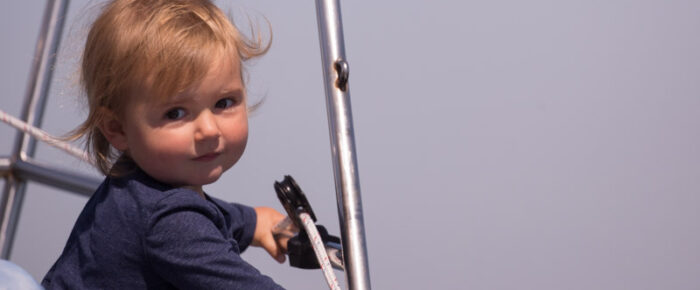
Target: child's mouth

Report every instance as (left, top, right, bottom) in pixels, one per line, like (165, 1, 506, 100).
(193, 152, 220, 162)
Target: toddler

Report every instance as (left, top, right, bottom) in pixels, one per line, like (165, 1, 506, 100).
(42, 0, 287, 289)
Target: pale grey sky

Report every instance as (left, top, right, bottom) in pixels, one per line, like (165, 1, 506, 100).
(2, 1, 700, 289)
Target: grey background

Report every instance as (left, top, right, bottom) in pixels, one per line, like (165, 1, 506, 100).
(2, 0, 700, 289)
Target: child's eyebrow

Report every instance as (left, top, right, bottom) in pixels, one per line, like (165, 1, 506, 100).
(158, 96, 190, 107)
(220, 88, 245, 96)
(157, 88, 245, 107)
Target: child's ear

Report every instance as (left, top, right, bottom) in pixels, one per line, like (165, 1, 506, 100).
(98, 107, 129, 152)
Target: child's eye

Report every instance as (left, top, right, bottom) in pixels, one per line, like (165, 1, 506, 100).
(164, 108, 186, 120)
(214, 98, 237, 109)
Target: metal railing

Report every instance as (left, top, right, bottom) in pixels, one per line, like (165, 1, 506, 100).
(0, 0, 100, 260)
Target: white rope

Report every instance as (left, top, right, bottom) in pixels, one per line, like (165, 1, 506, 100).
(299, 212, 341, 290)
(0, 108, 90, 164)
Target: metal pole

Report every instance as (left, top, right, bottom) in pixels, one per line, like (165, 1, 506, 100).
(13, 159, 99, 197)
(314, 0, 371, 289)
(0, 0, 70, 258)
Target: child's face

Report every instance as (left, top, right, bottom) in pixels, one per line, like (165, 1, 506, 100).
(118, 57, 248, 190)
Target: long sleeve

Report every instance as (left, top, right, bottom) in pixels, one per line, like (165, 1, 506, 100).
(43, 169, 284, 290)
(207, 197, 258, 252)
(145, 192, 284, 289)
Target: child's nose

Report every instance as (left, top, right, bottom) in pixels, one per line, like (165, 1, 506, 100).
(194, 111, 221, 141)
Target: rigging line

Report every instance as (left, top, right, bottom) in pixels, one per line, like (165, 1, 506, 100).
(0, 108, 90, 164)
(300, 212, 342, 290)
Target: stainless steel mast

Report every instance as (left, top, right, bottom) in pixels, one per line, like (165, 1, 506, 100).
(314, 0, 371, 289)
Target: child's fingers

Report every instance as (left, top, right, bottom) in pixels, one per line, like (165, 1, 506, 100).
(261, 233, 286, 263)
(253, 207, 289, 263)
(273, 233, 291, 253)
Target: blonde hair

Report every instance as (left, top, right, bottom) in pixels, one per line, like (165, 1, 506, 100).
(70, 0, 269, 176)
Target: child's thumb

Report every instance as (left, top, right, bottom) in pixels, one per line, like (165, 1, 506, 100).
(261, 234, 286, 263)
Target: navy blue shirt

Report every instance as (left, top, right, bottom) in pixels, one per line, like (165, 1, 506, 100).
(42, 169, 284, 289)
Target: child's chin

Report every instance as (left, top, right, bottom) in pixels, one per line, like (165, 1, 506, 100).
(196, 170, 224, 184)
(179, 167, 226, 187)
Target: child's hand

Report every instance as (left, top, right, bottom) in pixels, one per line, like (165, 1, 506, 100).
(252, 207, 290, 263)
